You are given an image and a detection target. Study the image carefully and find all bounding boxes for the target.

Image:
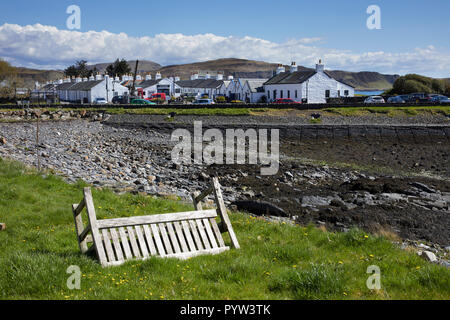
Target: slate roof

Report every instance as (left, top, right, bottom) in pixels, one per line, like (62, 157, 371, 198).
(176, 79, 224, 89)
(245, 79, 268, 93)
(67, 80, 104, 91)
(137, 79, 162, 88)
(55, 82, 77, 91)
(264, 70, 316, 85)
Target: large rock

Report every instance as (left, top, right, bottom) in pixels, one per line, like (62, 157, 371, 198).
(421, 251, 438, 263)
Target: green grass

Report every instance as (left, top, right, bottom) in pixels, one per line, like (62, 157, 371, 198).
(324, 106, 450, 117)
(0, 158, 449, 300)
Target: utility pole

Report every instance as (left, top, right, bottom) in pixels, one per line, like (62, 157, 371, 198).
(130, 60, 139, 99)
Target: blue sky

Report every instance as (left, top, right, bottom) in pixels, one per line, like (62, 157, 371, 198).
(0, 0, 449, 76)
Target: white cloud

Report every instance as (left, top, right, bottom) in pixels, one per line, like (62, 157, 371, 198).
(0, 23, 449, 77)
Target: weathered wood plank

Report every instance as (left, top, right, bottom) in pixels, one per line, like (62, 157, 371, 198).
(158, 223, 174, 255)
(212, 178, 240, 249)
(194, 186, 213, 203)
(181, 220, 196, 252)
(196, 219, 211, 250)
(109, 228, 124, 262)
(97, 210, 217, 229)
(78, 223, 91, 243)
(73, 198, 85, 217)
(203, 219, 218, 249)
(118, 227, 132, 259)
(188, 220, 204, 250)
(84, 188, 108, 266)
(173, 221, 189, 253)
(72, 204, 88, 253)
(166, 222, 181, 254)
(209, 218, 225, 248)
(101, 229, 116, 263)
(135, 225, 149, 258)
(126, 226, 141, 258)
(142, 225, 157, 256)
(150, 224, 166, 256)
(102, 247, 230, 267)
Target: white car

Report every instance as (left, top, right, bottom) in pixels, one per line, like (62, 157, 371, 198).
(364, 96, 385, 104)
(94, 98, 108, 104)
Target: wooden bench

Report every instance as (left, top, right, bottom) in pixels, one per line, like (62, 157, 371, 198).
(72, 177, 239, 267)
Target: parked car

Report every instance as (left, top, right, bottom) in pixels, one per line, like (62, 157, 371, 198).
(147, 93, 168, 102)
(364, 96, 385, 104)
(273, 98, 301, 104)
(409, 93, 433, 103)
(430, 94, 450, 103)
(111, 95, 128, 104)
(194, 99, 215, 105)
(131, 99, 156, 105)
(387, 96, 406, 103)
(94, 97, 108, 105)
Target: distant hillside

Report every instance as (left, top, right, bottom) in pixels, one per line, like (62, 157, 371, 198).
(10, 58, 402, 90)
(15, 68, 64, 88)
(156, 58, 399, 90)
(88, 60, 162, 74)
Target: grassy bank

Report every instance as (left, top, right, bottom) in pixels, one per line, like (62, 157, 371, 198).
(0, 158, 449, 300)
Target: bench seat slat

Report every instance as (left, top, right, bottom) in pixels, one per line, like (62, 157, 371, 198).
(196, 219, 211, 250)
(97, 210, 217, 229)
(127, 227, 141, 258)
(118, 227, 133, 259)
(181, 220, 196, 252)
(158, 223, 174, 255)
(209, 218, 225, 247)
(101, 229, 116, 263)
(143, 225, 157, 256)
(166, 222, 181, 254)
(203, 219, 219, 249)
(151, 224, 166, 256)
(135, 226, 149, 258)
(173, 222, 189, 253)
(109, 228, 124, 262)
(188, 220, 204, 251)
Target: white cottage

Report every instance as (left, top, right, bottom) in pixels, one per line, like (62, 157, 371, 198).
(57, 75, 129, 103)
(241, 79, 268, 103)
(138, 76, 182, 99)
(264, 61, 355, 103)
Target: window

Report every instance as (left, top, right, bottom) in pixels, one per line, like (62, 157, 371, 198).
(273, 90, 276, 99)
(287, 90, 290, 99)
(344, 90, 349, 96)
(325, 90, 330, 98)
(337, 90, 341, 97)
(280, 90, 283, 98)
(268, 90, 270, 99)
(295, 90, 298, 98)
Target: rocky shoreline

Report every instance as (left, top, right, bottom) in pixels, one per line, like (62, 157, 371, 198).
(0, 114, 449, 266)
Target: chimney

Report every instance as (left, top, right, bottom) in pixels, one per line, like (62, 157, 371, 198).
(95, 73, 103, 81)
(58, 79, 63, 84)
(227, 75, 234, 80)
(290, 62, 298, 73)
(276, 64, 286, 75)
(82, 77, 88, 82)
(89, 75, 95, 81)
(205, 72, 211, 79)
(155, 72, 162, 80)
(71, 76, 76, 83)
(114, 75, 120, 82)
(191, 73, 199, 80)
(315, 59, 324, 73)
(145, 74, 152, 80)
(136, 74, 142, 81)
(175, 76, 180, 82)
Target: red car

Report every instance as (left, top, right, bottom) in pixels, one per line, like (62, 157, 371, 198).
(273, 98, 301, 104)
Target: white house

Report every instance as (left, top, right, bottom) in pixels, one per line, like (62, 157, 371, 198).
(241, 79, 268, 103)
(57, 74, 129, 103)
(264, 61, 355, 103)
(138, 75, 182, 99)
(176, 78, 224, 99)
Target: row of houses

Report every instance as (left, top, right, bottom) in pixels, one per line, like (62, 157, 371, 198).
(36, 60, 355, 104)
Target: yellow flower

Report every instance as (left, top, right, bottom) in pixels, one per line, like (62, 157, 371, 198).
(364, 235, 369, 239)
(338, 261, 344, 264)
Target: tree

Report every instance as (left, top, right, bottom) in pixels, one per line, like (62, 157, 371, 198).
(106, 59, 131, 77)
(64, 60, 91, 78)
